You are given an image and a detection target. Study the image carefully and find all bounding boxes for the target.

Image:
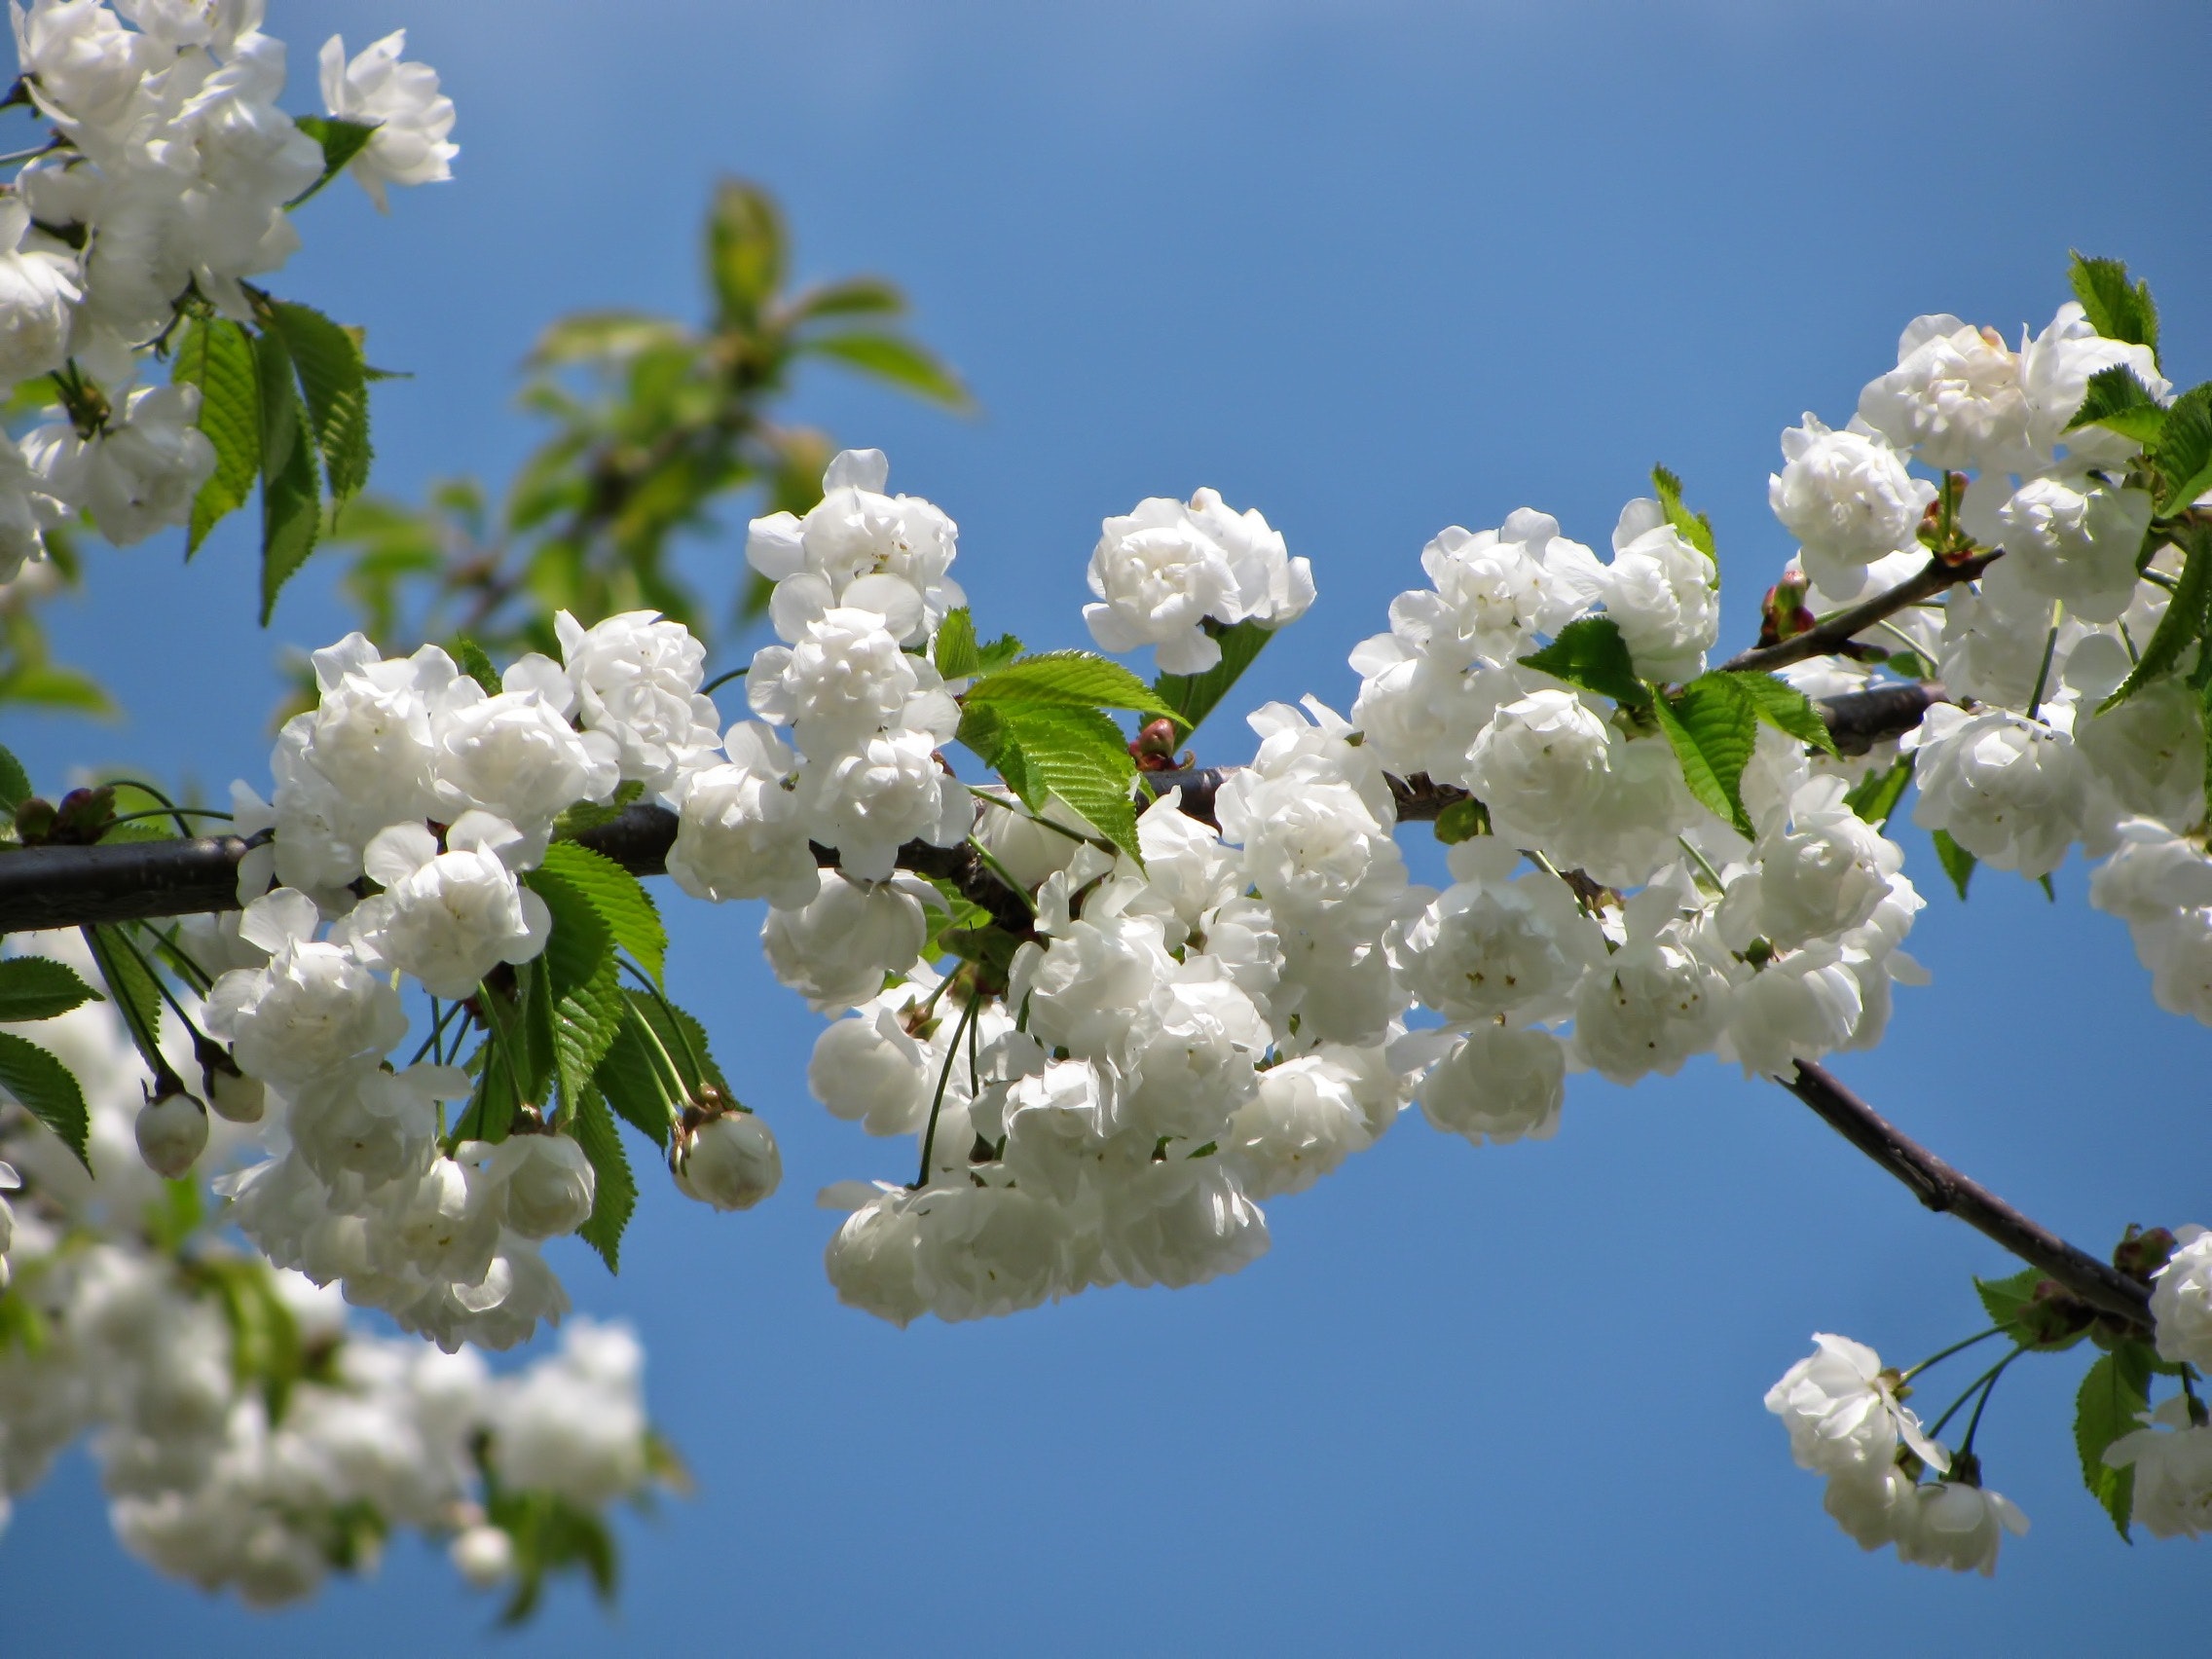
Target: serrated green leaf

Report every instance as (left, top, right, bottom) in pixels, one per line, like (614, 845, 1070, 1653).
(0, 743, 29, 811)
(2067, 364, 2167, 448)
(289, 115, 380, 206)
(933, 608, 980, 679)
(2151, 385, 2212, 515)
(536, 841, 667, 988)
(570, 1086, 636, 1274)
(625, 988, 731, 1103)
(1843, 753, 1915, 830)
(967, 651, 1179, 721)
(976, 702, 1141, 863)
(0, 957, 102, 1022)
(593, 1003, 676, 1148)
(2077, 1342, 2154, 1540)
(266, 300, 372, 502)
(1734, 671, 1839, 757)
(1651, 463, 1716, 563)
(82, 924, 164, 1079)
(2069, 252, 2159, 360)
(1433, 795, 1491, 845)
(1932, 828, 1976, 899)
(522, 865, 624, 1111)
(1153, 618, 1272, 739)
(253, 325, 320, 624)
(801, 331, 972, 411)
(0, 1031, 88, 1166)
(453, 635, 501, 694)
(1976, 1267, 2044, 1336)
(1656, 675, 1757, 836)
(1518, 615, 1650, 708)
(2100, 521, 2212, 712)
(170, 316, 259, 556)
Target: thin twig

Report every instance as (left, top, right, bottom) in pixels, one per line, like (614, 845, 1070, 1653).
(1720, 551, 2001, 675)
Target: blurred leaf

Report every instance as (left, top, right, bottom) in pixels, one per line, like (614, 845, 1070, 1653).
(1842, 753, 1914, 830)
(529, 310, 691, 367)
(290, 115, 380, 206)
(801, 332, 971, 411)
(706, 178, 785, 326)
(789, 276, 904, 320)
(1434, 796, 1491, 844)
(170, 316, 260, 555)
(0, 662, 113, 715)
(1932, 828, 1976, 899)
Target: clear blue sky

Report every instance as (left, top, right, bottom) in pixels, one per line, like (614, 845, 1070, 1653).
(6, 1, 2212, 1651)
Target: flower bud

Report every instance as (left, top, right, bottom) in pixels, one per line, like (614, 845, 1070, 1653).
(672, 1111, 782, 1211)
(448, 1525, 514, 1589)
(135, 1086, 208, 1179)
(491, 1133, 597, 1239)
(202, 1051, 265, 1124)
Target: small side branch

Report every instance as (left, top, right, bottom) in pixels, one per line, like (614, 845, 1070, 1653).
(1778, 1059, 2153, 1329)
(1721, 551, 2000, 676)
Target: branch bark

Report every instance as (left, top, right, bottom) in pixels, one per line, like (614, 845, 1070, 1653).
(1779, 1059, 2152, 1329)
(1721, 551, 1999, 676)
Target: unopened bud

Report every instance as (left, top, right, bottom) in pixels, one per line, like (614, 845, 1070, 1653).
(448, 1524, 514, 1589)
(135, 1086, 208, 1178)
(672, 1110, 781, 1211)
(201, 1049, 264, 1124)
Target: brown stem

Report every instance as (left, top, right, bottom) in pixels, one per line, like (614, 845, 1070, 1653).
(1779, 1059, 2151, 1329)
(1721, 551, 2000, 676)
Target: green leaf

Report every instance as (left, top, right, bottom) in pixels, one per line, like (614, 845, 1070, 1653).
(1932, 828, 1976, 899)
(0, 744, 29, 811)
(705, 178, 785, 326)
(535, 841, 667, 988)
(966, 651, 1177, 721)
(198, 1256, 304, 1422)
(624, 987, 731, 1103)
(801, 331, 972, 411)
(1976, 1268, 2044, 1337)
(2067, 364, 2168, 448)
(1843, 753, 1915, 830)
(0, 957, 101, 1022)
(2069, 252, 2159, 360)
(1651, 463, 1716, 562)
(453, 635, 502, 695)
(2076, 1341, 2154, 1540)
(2100, 520, 2212, 711)
(791, 276, 906, 320)
(289, 115, 380, 206)
(551, 778, 645, 839)
(0, 1031, 88, 1166)
(933, 608, 980, 679)
(963, 700, 1141, 863)
(82, 924, 164, 1079)
(2151, 385, 2212, 515)
(266, 300, 371, 501)
(252, 325, 320, 624)
(1655, 675, 1758, 836)
(1153, 619, 1272, 739)
(593, 1003, 676, 1148)
(570, 1086, 636, 1274)
(170, 316, 260, 555)
(1433, 795, 1491, 844)
(1518, 615, 1650, 708)
(1733, 671, 1839, 757)
(521, 865, 624, 1113)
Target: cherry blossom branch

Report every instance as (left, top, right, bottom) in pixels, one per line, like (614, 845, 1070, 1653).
(1718, 550, 2000, 676)
(1778, 1059, 2153, 1329)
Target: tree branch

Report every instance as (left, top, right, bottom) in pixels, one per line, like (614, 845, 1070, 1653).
(1721, 551, 1999, 676)
(1778, 1059, 2152, 1329)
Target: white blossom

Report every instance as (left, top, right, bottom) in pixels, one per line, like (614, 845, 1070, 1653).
(318, 30, 457, 211)
(2150, 1227, 2212, 1373)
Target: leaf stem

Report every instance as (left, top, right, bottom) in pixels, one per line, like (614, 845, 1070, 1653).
(2024, 604, 2063, 721)
(1899, 1326, 2004, 1384)
(699, 665, 750, 696)
(914, 991, 979, 1188)
(1955, 1346, 2027, 1457)
(1926, 1346, 2025, 1442)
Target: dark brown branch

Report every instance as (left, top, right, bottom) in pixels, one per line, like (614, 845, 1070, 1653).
(1721, 551, 2000, 676)
(1817, 681, 1951, 756)
(1780, 1059, 2152, 1329)
(0, 833, 260, 931)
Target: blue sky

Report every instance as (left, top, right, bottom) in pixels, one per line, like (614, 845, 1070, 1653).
(5, 1, 2212, 1651)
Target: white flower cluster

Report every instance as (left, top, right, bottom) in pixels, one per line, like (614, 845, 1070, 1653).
(1754, 302, 2212, 1022)
(1084, 486, 1314, 672)
(1348, 506, 1922, 1102)
(1765, 1334, 2028, 1574)
(0, 2, 454, 578)
(201, 611, 757, 1349)
(0, 959, 659, 1605)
